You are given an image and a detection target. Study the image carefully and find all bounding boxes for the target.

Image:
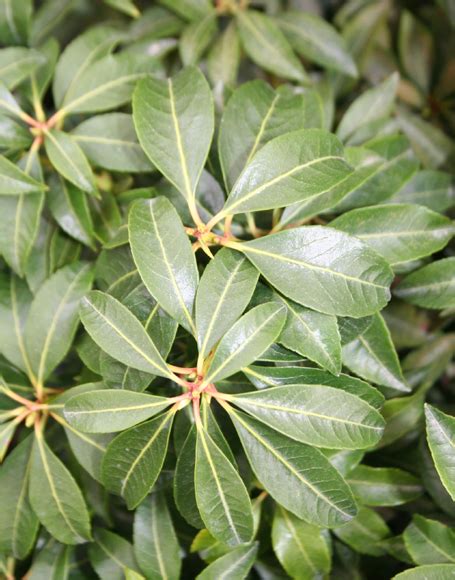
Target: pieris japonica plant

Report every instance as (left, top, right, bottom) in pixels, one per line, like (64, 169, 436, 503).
(0, 0, 454, 579)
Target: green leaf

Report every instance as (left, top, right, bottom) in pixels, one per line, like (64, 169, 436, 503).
(404, 515, 455, 565)
(221, 129, 352, 216)
(0, 154, 46, 195)
(390, 169, 455, 213)
(104, 0, 139, 17)
(228, 408, 357, 528)
(347, 466, 423, 506)
(425, 404, 455, 501)
(29, 434, 91, 544)
(0, 81, 25, 119)
(207, 21, 240, 88)
(245, 366, 384, 409)
(129, 197, 199, 334)
(333, 506, 390, 557)
(133, 67, 213, 211)
(134, 493, 181, 579)
(378, 389, 425, 449)
(72, 113, 153, 173)
(233, 226, 393, 317)
(89, 528, 139, 580)
(64, 389, 172, 433)
(277, 11, 357, 77)
(204, 303, 286, 384)
(229, 384, 384, 449)
(331, 204, 454, 267)
(80, 291, 174, 380)
(0, 48, 44, 89)
(179, 14, 217, 66)
(24, 262, 93, 386)
(158, 0, 213, 21)
(0, 0, 32, 45)
(395, 258, 455, 310)
(337, 73, 399, 142)
(101, 410, 174, 508)
(393, 565, 455, 579)
(196, 248, 259, 364)
(272, 506, 331, 580)
(342, 312, 409, 392)
(196, 542, 258, 580)
(44, 129, 96, 195)
(59, 52, 162, 116)
(0, 436, 38, 559)
(28, 540, 74, 580)
(218, 80, 309, 191)
(0, 115, 32, 150)
(195, 425, 254, 546)
(52, 25, 123, 108)
(338, 315, 373, 346)
(236, 10, 307, 83)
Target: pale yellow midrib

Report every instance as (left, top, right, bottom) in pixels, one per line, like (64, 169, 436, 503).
(280, 506, 317, 573)
(152, 496, 169, 579)
(67, 399, 167, 417)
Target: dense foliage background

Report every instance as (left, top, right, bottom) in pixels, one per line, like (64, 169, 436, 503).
(0, 0, 454, 578)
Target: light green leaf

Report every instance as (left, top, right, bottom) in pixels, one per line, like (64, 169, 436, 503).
(179, 14, 217, 66)
(347, 466, 423, 506)
(221, 129, 352, 216)
(0, 47, 44, 89)
(89, 528, 139, 580)
(129, 197, 199, 334)
(0, 0, 32, 45)
(404, 515, 455, 565)
(0, 81, 26, 119)
(228, 408, 357, 528)
(101, 410, 174, 509)
(133, 67, 213, 211)
(333, 506, 390, 556)
(207, 21, 240, 88)
(390, 169, 455, 213)
(80, 291, 174, 380)
(104, 0, 139, 17)
(0, 154, 46, 195)
(44, 129, 96, 195)
(64, 389, 172, 433)
(196, 542, 258, 580)
(72, 113, 153, 173)
(395, 258, 455, 310)
(232, 226, 393, 317)
(236, 10, 307, 83)
(204, 303, 286, 384)
(24, 261, 93, 386)
(229, 384, 384, 449)
(342, 313, 409, 392)
(272, 506, 331, 580)
(393, 565, 455, 579)
(338, 315, 373, 346)
(28, 540, 74, 580)
(195, 248, 259, 364)
(425, 404, 455, 501)
(378, 388, 425, 449)
(0, 115, 32, 150)
(29, 434, 91, 544)
(195, 425, 254, 546)
(331, 204, 454, 267)
(158, 0, 213, 21)
(277, 11, 357, 77)
(134, 493, 181, 580)
(0, 436, 38, 559)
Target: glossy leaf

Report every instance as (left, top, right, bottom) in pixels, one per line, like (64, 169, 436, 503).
(196, 542, 258, 580)
(404, 515, 455, 565)
(333, 506, 390, 556)
(89, 528, 139, 580)
(0, 154, 46, 195)
(393, 565, 455, 579)
(347, 466, 423, 506)
(425, 404, 455, 501)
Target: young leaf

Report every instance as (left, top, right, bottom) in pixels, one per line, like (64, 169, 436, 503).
(342, 313, 409, 392)
(195, 426, 254, 546)
(133, 66, 214, 211)
(0, 436, 38, 559)
(404, 515, 455, 565)
(0, 154, 46, 195)
(233, 226, 393, 317)
(80, 291, 174, 380)
(277, 11, 357, 77)
(204, 303, 286, 384)
(134, 493, 181, 580)
(395, 258, 455, 310)
(228, 384, 384, 449)
(129, 197, 199, 334)
(44, 129, 97, 195)
(236, 10, 307, 83)
(228, 408, 357, 528)
(272, 506, 331, 579)
(72, 113, 153, 173)
(347, 466, 423, 506)
(64, 389, 172, 433)
(24, 262, 93, 386)
(89, 528, 139, 580)
(425, 404, 455, 501)
(221, 129, 353, 215)
(331, 204, 454, 267)
(196, 542, 258, 580)
(101, 410, 174, 509)
(29, 434, 92, 544)
(195, 248, 259, 364)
